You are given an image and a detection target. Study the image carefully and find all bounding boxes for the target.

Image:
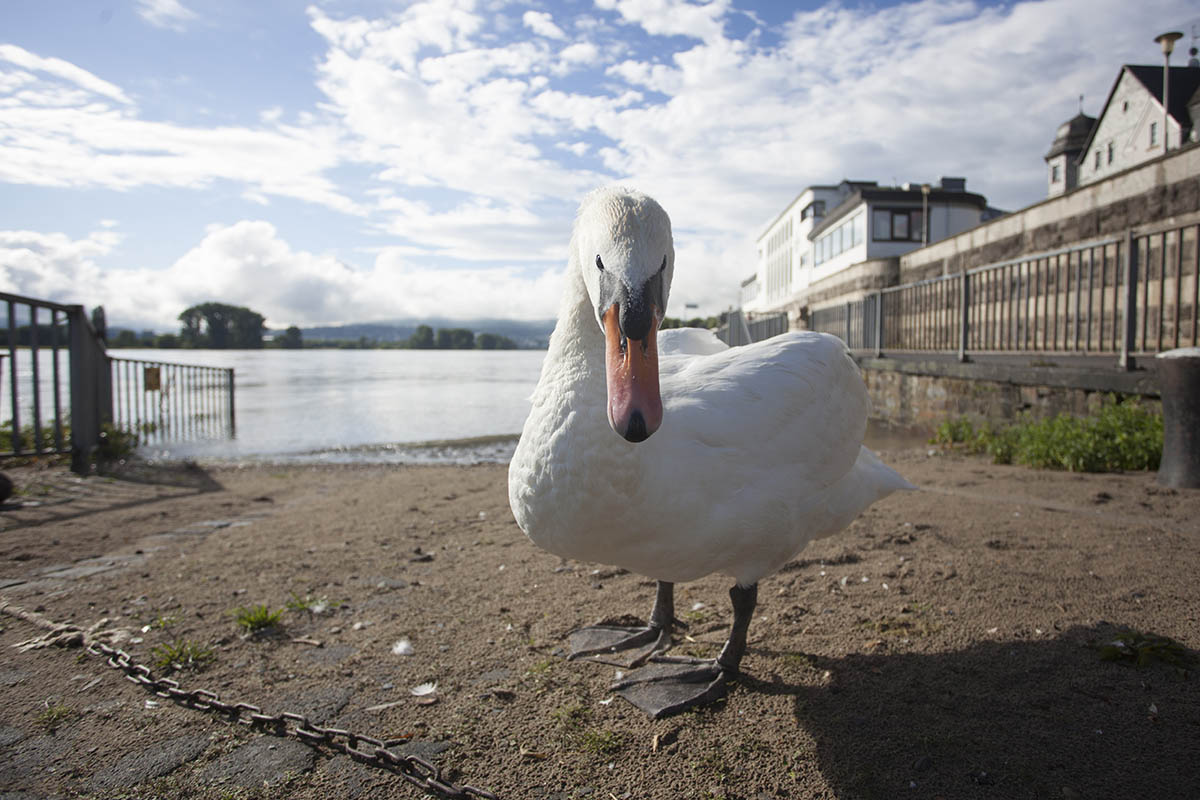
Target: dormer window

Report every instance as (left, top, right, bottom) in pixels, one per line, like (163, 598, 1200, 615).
(1051, 164, 1061, 182)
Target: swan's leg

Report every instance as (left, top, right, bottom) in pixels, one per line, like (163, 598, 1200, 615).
(611, 583, 757, 719)
(567, 580, 677, 667)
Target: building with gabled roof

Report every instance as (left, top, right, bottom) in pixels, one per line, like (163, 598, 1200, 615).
(1062, 64, 1200, 193)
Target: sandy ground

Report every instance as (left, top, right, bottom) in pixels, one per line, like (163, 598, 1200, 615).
(0, 448, 1197, 800)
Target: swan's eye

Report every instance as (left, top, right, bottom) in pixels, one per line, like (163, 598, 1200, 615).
(595, 254, 605, 271)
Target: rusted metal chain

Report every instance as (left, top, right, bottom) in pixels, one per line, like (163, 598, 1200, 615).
(1, 599, 497, 799)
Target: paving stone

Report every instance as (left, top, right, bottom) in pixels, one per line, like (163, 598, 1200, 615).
(269, 687, 354, 722)
(89, 735, 208, 792)
(0, 725, 28, 747)
(0, 669, 29, 686)
(200, 737, 316, 789)
(398, 739, 452, 759)
(300, 644, 355, 665)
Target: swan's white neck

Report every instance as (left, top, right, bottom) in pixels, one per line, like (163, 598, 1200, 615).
(543, 253, 604, 380)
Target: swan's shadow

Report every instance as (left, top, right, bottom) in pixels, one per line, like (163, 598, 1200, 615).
(745, 623, 1197, 799)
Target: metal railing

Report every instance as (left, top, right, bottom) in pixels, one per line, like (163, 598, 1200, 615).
(111, 358, 235, 446)
(0, 294, 77, 459)
(1, 292, 236, 472)
(719, 310, 789, 346)
(810, 216, 1200, 367)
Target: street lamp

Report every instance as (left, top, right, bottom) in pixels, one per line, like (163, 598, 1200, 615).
(1155, 31, 1183, 153)
(920, 183, 931, 246)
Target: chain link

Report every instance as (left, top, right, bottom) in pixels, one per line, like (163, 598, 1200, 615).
(85, 640, 498, 799)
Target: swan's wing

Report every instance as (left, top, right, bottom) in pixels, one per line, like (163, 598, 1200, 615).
(655, 331, 868, 498)
(658, 327, 729, 356)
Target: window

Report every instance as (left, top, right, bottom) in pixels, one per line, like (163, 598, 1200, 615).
(1122, 101, 1129, 113)
(801, 201, 825, 221)
(1094, 150, 1101, 169)
(1150, 122, 1158, 146)
(872, 209, 890, 241)
(1107, 141, 1113, 164)
(871, 208, 923, 242)
(1051, 164, 1060, 182)
(813, 211, 866, 266)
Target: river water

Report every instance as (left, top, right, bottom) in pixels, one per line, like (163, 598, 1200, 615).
(4, 346, 926, 465)
(109, 348, 548, 464)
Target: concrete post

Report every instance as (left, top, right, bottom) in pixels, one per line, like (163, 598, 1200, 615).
(1156, 348, 1200, 488)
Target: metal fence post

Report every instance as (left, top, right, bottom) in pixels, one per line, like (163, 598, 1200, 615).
(68, 306, 100, 473)
(1120, 230, 1138, 370)
(958, 272, 970, 362)
(227, 368, 236, 438)
(873, 291, 883, 357)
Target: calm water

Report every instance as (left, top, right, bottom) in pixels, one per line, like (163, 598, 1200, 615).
(114, 349, 547, 463)
(3, 345, 925, 464)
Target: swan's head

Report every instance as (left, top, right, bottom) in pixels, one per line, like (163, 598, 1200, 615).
(573, 187, 674, 443)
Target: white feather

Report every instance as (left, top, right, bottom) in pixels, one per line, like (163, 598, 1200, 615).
(509, 188, 913, 587)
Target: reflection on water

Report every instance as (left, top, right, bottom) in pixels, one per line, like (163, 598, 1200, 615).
(119, 348, 547, 464)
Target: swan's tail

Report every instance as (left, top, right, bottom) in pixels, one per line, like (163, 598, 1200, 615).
(806, 446, 915, 542)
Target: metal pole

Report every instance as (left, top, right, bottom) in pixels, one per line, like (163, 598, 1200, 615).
(227, 367, 236, 438)
(1120, 230, 1138, 370)
(958, 272, 970, 362)
(873, 291, 883, 357)
(1163, 50, 1170, 153)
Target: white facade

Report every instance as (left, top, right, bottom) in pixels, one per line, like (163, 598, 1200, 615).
(744, 185, 846, 312)
(747, 179, 990, 316)
(1076, 65, 1199, 189)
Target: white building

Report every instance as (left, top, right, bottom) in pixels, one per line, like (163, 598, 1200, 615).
(1052, 64, 1200, 196)
(744, 178, 993, 319)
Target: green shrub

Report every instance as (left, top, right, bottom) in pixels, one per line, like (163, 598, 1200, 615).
(931, 398, 1162, 472)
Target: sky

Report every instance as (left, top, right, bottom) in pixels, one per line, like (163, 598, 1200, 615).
(1, 0, 1198, 333)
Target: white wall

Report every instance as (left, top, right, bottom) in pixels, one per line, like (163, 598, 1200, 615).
(1077, 69, 1183, 187)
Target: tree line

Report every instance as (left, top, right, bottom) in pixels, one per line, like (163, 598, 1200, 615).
(104, 302, 519, 350)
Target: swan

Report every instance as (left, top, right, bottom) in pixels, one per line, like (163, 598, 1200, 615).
(509, 186, 913, 718)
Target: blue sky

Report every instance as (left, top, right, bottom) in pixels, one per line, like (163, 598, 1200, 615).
(1, 0, 1197, 332)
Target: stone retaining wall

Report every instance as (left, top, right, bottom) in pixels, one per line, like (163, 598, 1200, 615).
(858, 354, 1162, 430)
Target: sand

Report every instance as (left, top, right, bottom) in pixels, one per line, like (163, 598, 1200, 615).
(0, 448, 1197, 799)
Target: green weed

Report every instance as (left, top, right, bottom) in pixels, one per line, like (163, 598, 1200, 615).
(232, 604, 284, 633)
(285, 592, 328, 614)
(1097, 629, 1194, 672)
(151, 638, 215, 672)
(931, 398, 1162, 472)
(36, 702, 74, 732)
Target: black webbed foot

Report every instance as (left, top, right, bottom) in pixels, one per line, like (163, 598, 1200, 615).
(610, 657, 729, 718)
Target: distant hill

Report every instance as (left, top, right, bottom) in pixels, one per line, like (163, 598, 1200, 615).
(280, 318, 557, 349)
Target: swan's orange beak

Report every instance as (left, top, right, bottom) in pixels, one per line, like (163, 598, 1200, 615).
(602, 304, 662, 443)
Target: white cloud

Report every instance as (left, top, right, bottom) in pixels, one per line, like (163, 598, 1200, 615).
(523, 10, 566, 40)
(3, 0, 1198, 326)
(136, 0, 198, 32)
(0, 222, 565, 330)
(0, 44, 362, 214)
(0, 45, 131, 105)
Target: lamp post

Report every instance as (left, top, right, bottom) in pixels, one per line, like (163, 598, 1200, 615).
(1155, 31, 1183, 153)
(920, 183, 931, 246)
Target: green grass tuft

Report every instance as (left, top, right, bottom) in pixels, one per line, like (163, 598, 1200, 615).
(36, 702, 74, 732)
(151, 638, 215, 672)
(232, 604, 285, 633)
(1097, 629, 1195, 671)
